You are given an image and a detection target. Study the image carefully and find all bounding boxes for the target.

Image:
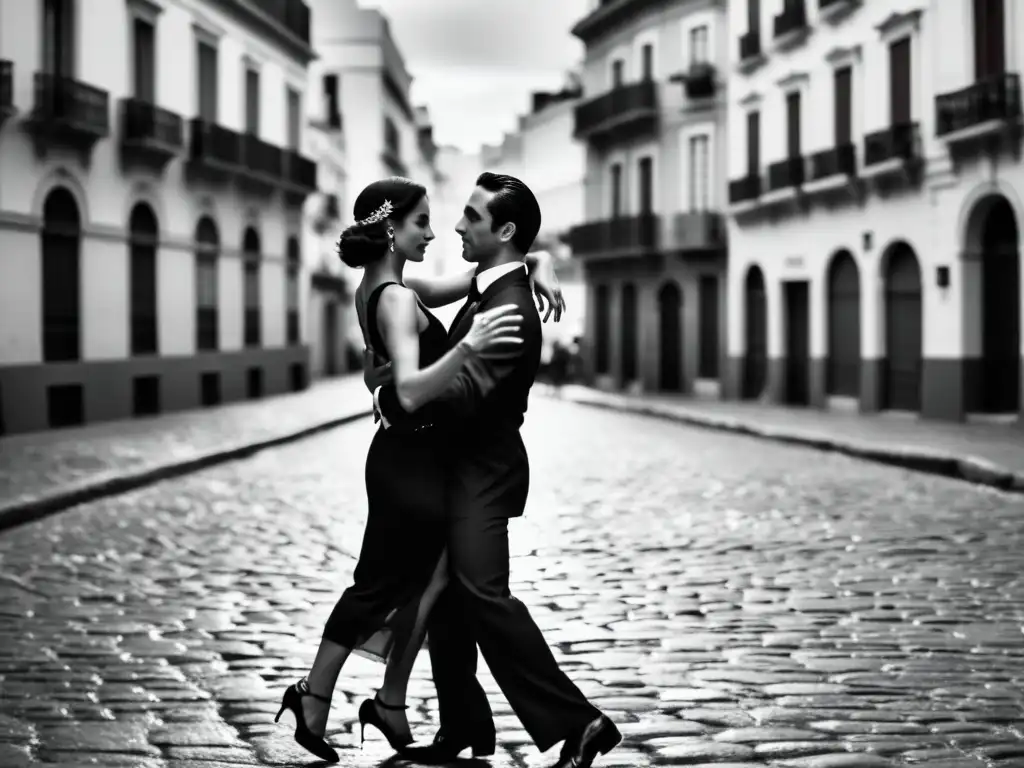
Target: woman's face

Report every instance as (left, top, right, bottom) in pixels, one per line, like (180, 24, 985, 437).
(392, 195, 434, 262)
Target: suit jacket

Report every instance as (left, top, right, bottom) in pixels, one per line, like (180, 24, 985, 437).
(377, 267, 541, 518)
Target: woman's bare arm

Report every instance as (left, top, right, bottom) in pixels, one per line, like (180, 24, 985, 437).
(404, 268, 476, 308)
(377, 285, 476, 412)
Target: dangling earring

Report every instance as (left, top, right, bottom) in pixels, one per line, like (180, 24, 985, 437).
(388, 229, 395, 252)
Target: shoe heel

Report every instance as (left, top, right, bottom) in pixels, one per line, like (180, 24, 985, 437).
(274, 704, 285, 724)
(597, 728, 622, 755)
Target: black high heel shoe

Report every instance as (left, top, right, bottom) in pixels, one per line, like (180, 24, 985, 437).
(275, 678, 340, 763)
(358, 694, 414, 750)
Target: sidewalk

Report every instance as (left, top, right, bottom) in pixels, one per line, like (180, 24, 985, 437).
(0, 374, 374, 531)
(538, 383, 1024, 494)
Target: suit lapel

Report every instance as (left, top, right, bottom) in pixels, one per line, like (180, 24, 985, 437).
(448, 267, 530, 346)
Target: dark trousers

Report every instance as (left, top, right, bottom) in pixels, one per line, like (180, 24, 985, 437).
(427, 510, 600, 752)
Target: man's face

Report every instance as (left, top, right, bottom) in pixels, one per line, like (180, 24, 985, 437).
(455, 186, 508, 263)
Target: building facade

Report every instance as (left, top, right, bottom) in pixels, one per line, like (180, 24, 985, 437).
(571, 0, 730, 396)
(725, 0, 1022, 423)
(303, 69, 350, 379)
(0, 0, 318, 435)
(482, 82, 589, 355)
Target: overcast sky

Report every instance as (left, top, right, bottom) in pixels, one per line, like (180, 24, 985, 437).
(361, 0, 590, 152)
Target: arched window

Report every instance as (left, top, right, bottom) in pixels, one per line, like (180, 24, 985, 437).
(194, 216, 220, 351)
(42, 187, 82, 362)
(129, 203, 159, 355)
(242, 227, 261, 347)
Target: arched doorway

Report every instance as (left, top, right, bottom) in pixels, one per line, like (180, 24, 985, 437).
(129, 203, 159, 356)
(658, 281, 682, 391)
(826, 250, 861, 398)
(743, 265, 767, 398)
(977, 197, 1020, 413)
(194, 216, 220, 352)
(42, 187, 82, 363)
(595, 284, 610, 375)
(242, 227, 261, 347)
(620, 282, 638, 384)
(883, 242, 923, 411)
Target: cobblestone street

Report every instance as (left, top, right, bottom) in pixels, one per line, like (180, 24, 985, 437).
(1, 398, 1023, 768)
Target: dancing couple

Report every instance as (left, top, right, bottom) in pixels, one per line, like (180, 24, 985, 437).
(276, 172, 620, 767)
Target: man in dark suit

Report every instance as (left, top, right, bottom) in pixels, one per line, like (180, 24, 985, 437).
(371, 172, 621, 768)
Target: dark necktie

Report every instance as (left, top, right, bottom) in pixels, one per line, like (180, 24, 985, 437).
(467, 278, 482, 304)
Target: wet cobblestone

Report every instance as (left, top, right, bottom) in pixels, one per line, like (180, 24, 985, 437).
(1, 398, 1022, 766)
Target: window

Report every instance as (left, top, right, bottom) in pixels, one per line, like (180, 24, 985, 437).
(196, 40, 218, 122)
(245, 66, 260, 134)
(638, 156, 653, 213)
(746, 110, 760, 176)
(641, 44, 654, 80)
(889, 37, 911, 125)
(747, 0, 760, 33)
(973, 0, 1005, 79)
(286, 237, 300, 345)
(129, 204, 159, 356)
(610, 162, 623, 217)
(834, 65, 852, 146)
(323, 74, 341, 129)
(194, 217, 219, 352)
(132, 16, 155, 101)
(287, 87, 301, 149)
(384, 117, 400, 155)
(611, 59, 624, 87)
(43, 0, 75, 77)
(688, 134, 710, 212)
(690, 25, 709, 65)
(242, 228, 261, 348)
(42, 188, 81, 363)
(786, 90, 801, 157)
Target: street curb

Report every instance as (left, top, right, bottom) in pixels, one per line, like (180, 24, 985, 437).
(541, 390, 1024, 495)
(0, 408, 374, 534)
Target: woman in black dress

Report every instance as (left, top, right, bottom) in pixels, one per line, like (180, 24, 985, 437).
(276, 177, 557, 762)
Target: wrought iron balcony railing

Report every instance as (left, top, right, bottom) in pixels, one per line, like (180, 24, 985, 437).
(767, 156, 806, 191)
(864, 122, 919, 166)
(30, 72, 110, 138)
(574, 80, 657, 139)
(936, 73, 1022, 137)
(809, 143, 857, 180)
(729, 174, 762, 204)
(190, 118, 242, 171)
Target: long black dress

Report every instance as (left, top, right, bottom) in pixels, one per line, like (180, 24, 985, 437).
(321, 281, 450, 662)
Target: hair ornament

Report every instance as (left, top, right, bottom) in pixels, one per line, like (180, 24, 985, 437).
(358, 199, 393, 226)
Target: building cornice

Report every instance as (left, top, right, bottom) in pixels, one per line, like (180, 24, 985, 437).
(207, 0, 317, 65)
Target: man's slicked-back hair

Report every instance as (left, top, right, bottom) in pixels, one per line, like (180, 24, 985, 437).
(476, 171, 541, 254)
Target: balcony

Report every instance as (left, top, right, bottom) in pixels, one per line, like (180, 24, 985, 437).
(737, 31, 766, 73)
(803, 143, 861, 198)
(935, 73, 1022, 147)
(569, 214, 659, 258)
(667, 212, 726, 253)
(819, 0, 861, 24)
(24, 73, 110, 159)
(0, 60, 14, 126)
(380, 144, 407, 177)
(188, 119, 242, 180)
(672, 62, 717, 102)
(728, 174, 762, 210)
(283, 150, 318, 204)
(862, 122, 921, 184)
(773, 2, 810, 51)
(119, 98, 184, 171)
(238, 133, 284, 194)
(767, 156, 805, 191)
(574, 80, 658, 146)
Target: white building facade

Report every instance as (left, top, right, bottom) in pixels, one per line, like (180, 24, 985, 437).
(0, 0, 319, 435)
(726, 0, 1022, 423)
(482, 87, 589, 354)
(572, 0, 731, 396)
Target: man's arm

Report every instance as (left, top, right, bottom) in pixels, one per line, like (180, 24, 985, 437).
(378, 294, 535, 423)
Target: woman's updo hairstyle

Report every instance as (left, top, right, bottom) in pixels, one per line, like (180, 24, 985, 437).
(336, 176, 427, 268)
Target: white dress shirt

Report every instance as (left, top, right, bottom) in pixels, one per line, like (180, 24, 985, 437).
(374, 261, 528, 428)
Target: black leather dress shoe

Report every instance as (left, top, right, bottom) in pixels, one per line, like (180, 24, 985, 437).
(549, 715, 621, 768)
(398, 726, 496, 764)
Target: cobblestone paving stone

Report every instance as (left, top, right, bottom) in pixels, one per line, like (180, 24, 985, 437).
(1, 399, 1023, 767)
(0, 375, 371, 512)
